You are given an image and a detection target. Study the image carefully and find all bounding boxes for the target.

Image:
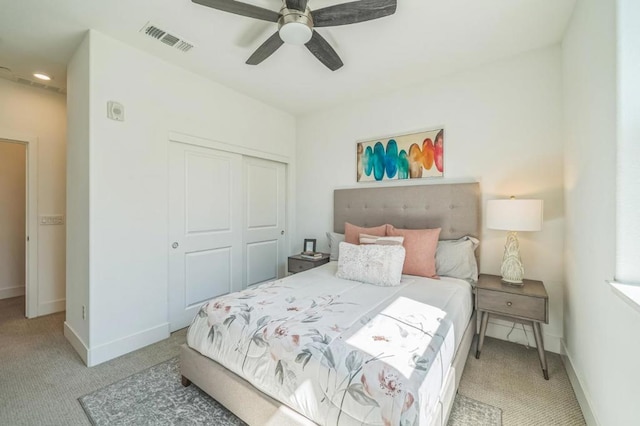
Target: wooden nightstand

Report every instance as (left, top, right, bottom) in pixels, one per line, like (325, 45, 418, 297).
(287, 253, 330, 274)
(475, 273, 550, 380)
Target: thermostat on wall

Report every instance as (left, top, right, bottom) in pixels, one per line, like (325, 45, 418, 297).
(107, 101, 125, 121)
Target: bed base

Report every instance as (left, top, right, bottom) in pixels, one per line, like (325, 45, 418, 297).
(180, 341, 316, 426)
(180, 310, 476, 426)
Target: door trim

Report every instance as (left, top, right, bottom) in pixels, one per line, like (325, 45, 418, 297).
(0, 132, 39, 318)
(168, 131, 291, 165)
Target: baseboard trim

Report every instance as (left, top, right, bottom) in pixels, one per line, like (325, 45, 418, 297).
(64, 321, 89, 365)
(0, 285, 25, 300)
(87, 322, 170, 367)
(484, 318, 563, 354)
(39, 298, 65, 316)
(561, 341, 600, 426)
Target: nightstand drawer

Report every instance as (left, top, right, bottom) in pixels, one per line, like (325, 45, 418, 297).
(477, 289, 546, 322)
(288, 254, 330, 274)
(288, 258, 316, 273)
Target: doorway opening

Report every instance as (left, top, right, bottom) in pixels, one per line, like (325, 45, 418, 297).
(0, 137, 38, 318)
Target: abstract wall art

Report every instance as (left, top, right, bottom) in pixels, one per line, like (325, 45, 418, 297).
(356, 128, 444, 182)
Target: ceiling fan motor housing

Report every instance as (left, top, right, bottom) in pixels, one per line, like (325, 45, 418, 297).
(278, 7, 313, 45)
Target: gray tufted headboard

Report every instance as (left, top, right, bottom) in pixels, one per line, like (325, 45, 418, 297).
(334, 182, 480, 242)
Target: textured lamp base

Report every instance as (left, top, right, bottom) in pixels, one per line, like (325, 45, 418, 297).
(500, 231, 525, 284)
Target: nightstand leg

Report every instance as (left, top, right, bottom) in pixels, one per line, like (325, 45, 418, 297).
(532, 322, 549, 380)
(476, 311, 489, 359)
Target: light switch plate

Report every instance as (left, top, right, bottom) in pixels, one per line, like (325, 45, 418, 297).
(40, 215, 64, 225)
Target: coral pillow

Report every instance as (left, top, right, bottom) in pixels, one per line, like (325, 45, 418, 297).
(387, 225, 441, 277)
(344, 222, 387, 245)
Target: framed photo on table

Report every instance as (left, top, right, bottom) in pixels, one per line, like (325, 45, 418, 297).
(303, 239, 316, 254)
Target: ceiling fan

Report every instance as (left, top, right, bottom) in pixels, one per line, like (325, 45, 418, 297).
(192, 0, 397, 71)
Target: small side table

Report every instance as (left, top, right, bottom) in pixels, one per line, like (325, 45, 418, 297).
(287, 253, 330, 274)
(475, 273, 550, 380)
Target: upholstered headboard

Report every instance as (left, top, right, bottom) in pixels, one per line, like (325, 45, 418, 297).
(333, 182, 480, 241)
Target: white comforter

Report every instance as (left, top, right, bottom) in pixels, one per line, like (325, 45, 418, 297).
(187, 262, 472, 426)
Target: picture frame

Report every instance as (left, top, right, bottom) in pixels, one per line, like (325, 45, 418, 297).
(303, 238, 317, 254)
(356, 127, 444, 182)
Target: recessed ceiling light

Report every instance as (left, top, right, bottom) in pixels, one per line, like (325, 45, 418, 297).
(33, 73, 51, 81)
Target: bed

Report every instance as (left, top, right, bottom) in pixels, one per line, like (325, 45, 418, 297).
(180, 182, 480, 426)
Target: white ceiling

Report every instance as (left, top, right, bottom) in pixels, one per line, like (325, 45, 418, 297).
(0, 0, 576, 115)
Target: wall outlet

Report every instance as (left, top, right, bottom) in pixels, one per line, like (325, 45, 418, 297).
(82, 305, 86, 320)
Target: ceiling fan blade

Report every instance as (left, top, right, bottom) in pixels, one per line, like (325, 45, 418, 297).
(286, 0, 309, 12)
(246, 32, 284, 65)
(313, 0, 397, 27)
(305, 31, 344, 71)
(192, 0, 280, 22)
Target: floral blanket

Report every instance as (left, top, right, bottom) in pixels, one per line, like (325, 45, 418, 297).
(187, 263, 472, 426)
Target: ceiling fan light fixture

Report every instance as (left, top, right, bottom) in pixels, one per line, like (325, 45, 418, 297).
(191, 0, 397, 70)
(278, 7, 313, 45)
(279, 22, 312, 45)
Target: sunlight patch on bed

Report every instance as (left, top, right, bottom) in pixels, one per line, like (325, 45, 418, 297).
(344, 297, 449, 378)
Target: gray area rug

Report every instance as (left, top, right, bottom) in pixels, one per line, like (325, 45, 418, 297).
(447, 394, 502, 425)
(79, 357, 501, 426)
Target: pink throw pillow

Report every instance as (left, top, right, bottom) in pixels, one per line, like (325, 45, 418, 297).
(344, 223, 387, 245)
(387, 225, 441, 277)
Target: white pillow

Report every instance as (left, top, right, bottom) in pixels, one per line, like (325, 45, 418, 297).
(359, 233, 404, 245)
(435, 236, 479, 282)
(336, 242, 406, 286)
(326, 232, 345, 261)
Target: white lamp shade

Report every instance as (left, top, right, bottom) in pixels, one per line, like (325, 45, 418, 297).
(486, 199, 543, 232)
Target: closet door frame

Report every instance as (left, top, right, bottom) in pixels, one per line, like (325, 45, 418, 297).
(167, 131, 293, 321)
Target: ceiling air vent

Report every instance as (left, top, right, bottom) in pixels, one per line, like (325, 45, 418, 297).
(140, 22, 195, 53)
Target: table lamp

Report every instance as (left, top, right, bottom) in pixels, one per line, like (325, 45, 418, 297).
(487, 197, 543, 285)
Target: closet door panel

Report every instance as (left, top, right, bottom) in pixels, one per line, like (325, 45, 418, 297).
(243, 157, 286, 287)
(168, 143, 242, 331)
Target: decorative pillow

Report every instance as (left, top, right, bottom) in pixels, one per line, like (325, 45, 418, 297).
(436, 236, 480, 282)
(336, 242, 406, 286)
(359, 233, 404, 245)
(326, 232, 345, 261)
(386, 225, 441, 277)
(344, 222, 387, 245)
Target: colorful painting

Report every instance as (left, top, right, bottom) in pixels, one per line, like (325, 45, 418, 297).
(357, 128, 444, 182)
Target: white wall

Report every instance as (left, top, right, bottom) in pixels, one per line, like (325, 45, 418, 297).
(296, 46, 565, 353)
(65, 32, 91, 357)
(0, 141, 26, 299)
(66, 30, 296, 365)
(0, 78, 67, 315)
(563, 0, 640, 425)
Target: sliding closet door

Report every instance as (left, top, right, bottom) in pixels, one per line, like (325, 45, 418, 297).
(243, 156, 286, 287)
(168, 142, 242, 331)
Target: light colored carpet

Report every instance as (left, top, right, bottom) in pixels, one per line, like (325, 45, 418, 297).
(0, 296, 187, 426)
(78, 358, 501, 426)
(1, 296, 584, 425)
(458, 337, 585, 425)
